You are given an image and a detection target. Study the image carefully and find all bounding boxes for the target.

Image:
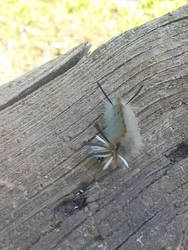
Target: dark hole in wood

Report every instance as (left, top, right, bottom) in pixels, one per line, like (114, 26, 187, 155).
(52, 185, 88, 221)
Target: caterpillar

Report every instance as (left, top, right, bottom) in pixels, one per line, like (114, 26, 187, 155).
(87, 82, 143, 170)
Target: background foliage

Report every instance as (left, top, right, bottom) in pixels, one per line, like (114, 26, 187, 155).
(0, 0, 187, 84)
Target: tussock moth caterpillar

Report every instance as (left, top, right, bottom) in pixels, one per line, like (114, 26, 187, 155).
(87, 82, 143, 170)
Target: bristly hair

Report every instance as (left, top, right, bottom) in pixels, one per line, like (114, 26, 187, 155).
(86, 125, 129, 170)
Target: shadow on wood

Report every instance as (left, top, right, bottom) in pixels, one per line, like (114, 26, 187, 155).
(0, 5, 188, 250)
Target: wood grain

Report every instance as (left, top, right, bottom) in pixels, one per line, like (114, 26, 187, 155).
(0, 5, 188, 250)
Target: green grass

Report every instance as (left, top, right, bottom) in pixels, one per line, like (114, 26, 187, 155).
(0, 0, 187, 84)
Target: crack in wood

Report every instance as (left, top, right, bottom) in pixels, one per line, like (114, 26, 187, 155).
(30, 217, 88, 250)
(93, 161, 169, 218)
(129, 169, 169, 204)
(114, 209, 162, 249)
(160, 16, 188, 28)
(168, 181, 188, 195)
(0, 45, 89, 112)
(116, 12, 188, 54)
(165, 143, 188, 164)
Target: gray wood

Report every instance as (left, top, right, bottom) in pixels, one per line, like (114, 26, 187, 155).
(0, 5, 188, 250)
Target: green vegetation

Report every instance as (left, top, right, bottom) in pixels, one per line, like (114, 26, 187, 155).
(0, 0, 187, 84)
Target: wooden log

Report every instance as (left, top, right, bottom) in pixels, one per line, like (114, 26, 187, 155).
(0, 5, 188, 250)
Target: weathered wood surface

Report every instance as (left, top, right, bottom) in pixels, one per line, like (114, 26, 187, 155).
(0, 5, 188, 250)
